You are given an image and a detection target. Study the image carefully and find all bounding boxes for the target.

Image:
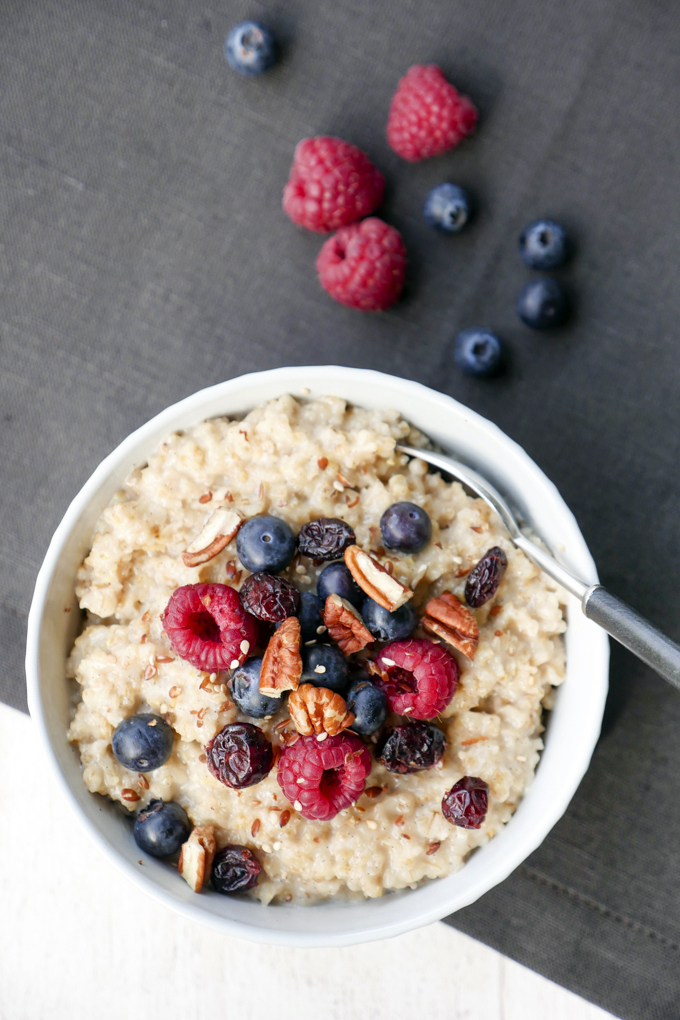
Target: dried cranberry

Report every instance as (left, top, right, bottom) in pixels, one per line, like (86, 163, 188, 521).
(377, 721, 446, 774)
(239, 572, 301, 622)
(442, 776, 489, 828)
(464, 547, 508, 608)
(206, 722, 273, 789)
(297, 517, 356, 561)
(211, 845, 262, 894)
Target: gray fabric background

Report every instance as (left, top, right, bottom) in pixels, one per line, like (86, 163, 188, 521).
(3, 1, 680, 1017)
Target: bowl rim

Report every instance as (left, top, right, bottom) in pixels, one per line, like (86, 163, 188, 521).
(26, 365, 609, 946)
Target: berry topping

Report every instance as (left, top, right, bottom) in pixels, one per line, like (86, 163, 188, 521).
(283, 137, 385, 234)
(111, 713, 174, 772)
(236, 515, 297, 573)
(133, 800, 191, 857)
(518, 219, 568, 270)
(294, 590, 324, 643)
(225, 21, 276, 77)
(387, 65, 477, 162)
(301, 643, 349, 694)
(442, 776, 489, 828)
(377, 721, 446, 774)
(230, 658, 283, 719)
(240, 571, 300, 622)
(453, 328, 504, 378)
(277, 732, 371, 820)
(297, 517, 356, 560)
(373, 639, 458, 719)
(423, 183, 470, 233)
(206, 722, 274, 789)
(380, 502, 432, 553)
(162, 583, 258, 672)
(317, 560, 363, 608)
(315, 218, 406, 312)
(465, 547, 508, 608)
(516, 277, 569, 329)
(361, 597, 416, 643)
(211, 845, 263, 894)
(346, 678, 388, 736)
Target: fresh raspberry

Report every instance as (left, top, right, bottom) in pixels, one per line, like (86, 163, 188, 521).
(316, 218, 406, 312)
(162, 583, 258, 672)
(387, 65, 477, 162)
(283, 136, 385, 233)
(277, 732, 371, 821)
(373, 639, 458, 719)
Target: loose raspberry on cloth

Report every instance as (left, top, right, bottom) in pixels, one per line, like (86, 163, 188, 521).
(162, 583, 258, 672)
(315, 217, 406, 311)
(387, 64, 477, 161)
(283, 136, 385, 233)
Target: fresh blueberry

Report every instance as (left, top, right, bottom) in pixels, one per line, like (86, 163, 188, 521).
(453, 328, 504, 378)
(225, 21, 277, 77)
(316, 560, 363, 608)
(133, 799, 191, 857)
(296, 590, 324, 642)
(423, 184, 470, 233)
(361, 597, 417, 642)
(301, 643, 349, 693)
(274, 590, 323, 643)
(380, 502, 432, 554)
(230, 657, 282, 719)
(518, 219, 568, 270)
(236, 515, 296, 573)
(516, 277, 569, 329)
(111, 713, 174, 772)
(346, 678, 388, 736)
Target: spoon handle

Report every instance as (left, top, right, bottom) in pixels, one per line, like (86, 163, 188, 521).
(583, 586, 680, 690)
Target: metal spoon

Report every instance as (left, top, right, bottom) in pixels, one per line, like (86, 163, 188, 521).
(397, 444, 680, 690)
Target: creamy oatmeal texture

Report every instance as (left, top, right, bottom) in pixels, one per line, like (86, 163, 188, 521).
(68, 395, 566, 903)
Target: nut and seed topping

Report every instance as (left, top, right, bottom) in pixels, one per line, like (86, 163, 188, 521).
(182, 508, 244, 567)
(178, 825, 216, 893)
(344, 545, 413, 612)
(288, 684, 355, 737)
(323, 593, 374, 654)
(259, 617, 302, 696)
(422, 592, 479, 660)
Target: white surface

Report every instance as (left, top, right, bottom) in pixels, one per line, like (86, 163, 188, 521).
(0, 704, 617, 1020)
(26, 366, 609, 945)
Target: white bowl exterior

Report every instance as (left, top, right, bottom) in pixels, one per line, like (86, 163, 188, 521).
(26, 366, 609, 946)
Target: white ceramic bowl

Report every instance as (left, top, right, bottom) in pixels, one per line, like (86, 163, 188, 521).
(26, 366, 609, 947)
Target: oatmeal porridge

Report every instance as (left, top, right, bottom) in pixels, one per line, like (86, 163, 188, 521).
(67, 394, 566, 903)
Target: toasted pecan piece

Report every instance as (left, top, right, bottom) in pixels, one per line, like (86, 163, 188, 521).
(344, 545, 413, 612)
(182, 508, 244, 567)
(422, 592, 479, 660)
(178, 825, 216, 893)
(259, 616, 302, 696)
(288, 684, 355, 737)
(323, 594, 374, 654)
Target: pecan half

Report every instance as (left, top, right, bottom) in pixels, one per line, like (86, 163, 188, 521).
(178, 825, 216, 893)
(288, 684, 355, 737)
(259, 616, 302, 696)
(323, 594, 374, 654)
(182, 508, 244, 567)
(422, 592, 479, 660)
(344, 545, 413, 612)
